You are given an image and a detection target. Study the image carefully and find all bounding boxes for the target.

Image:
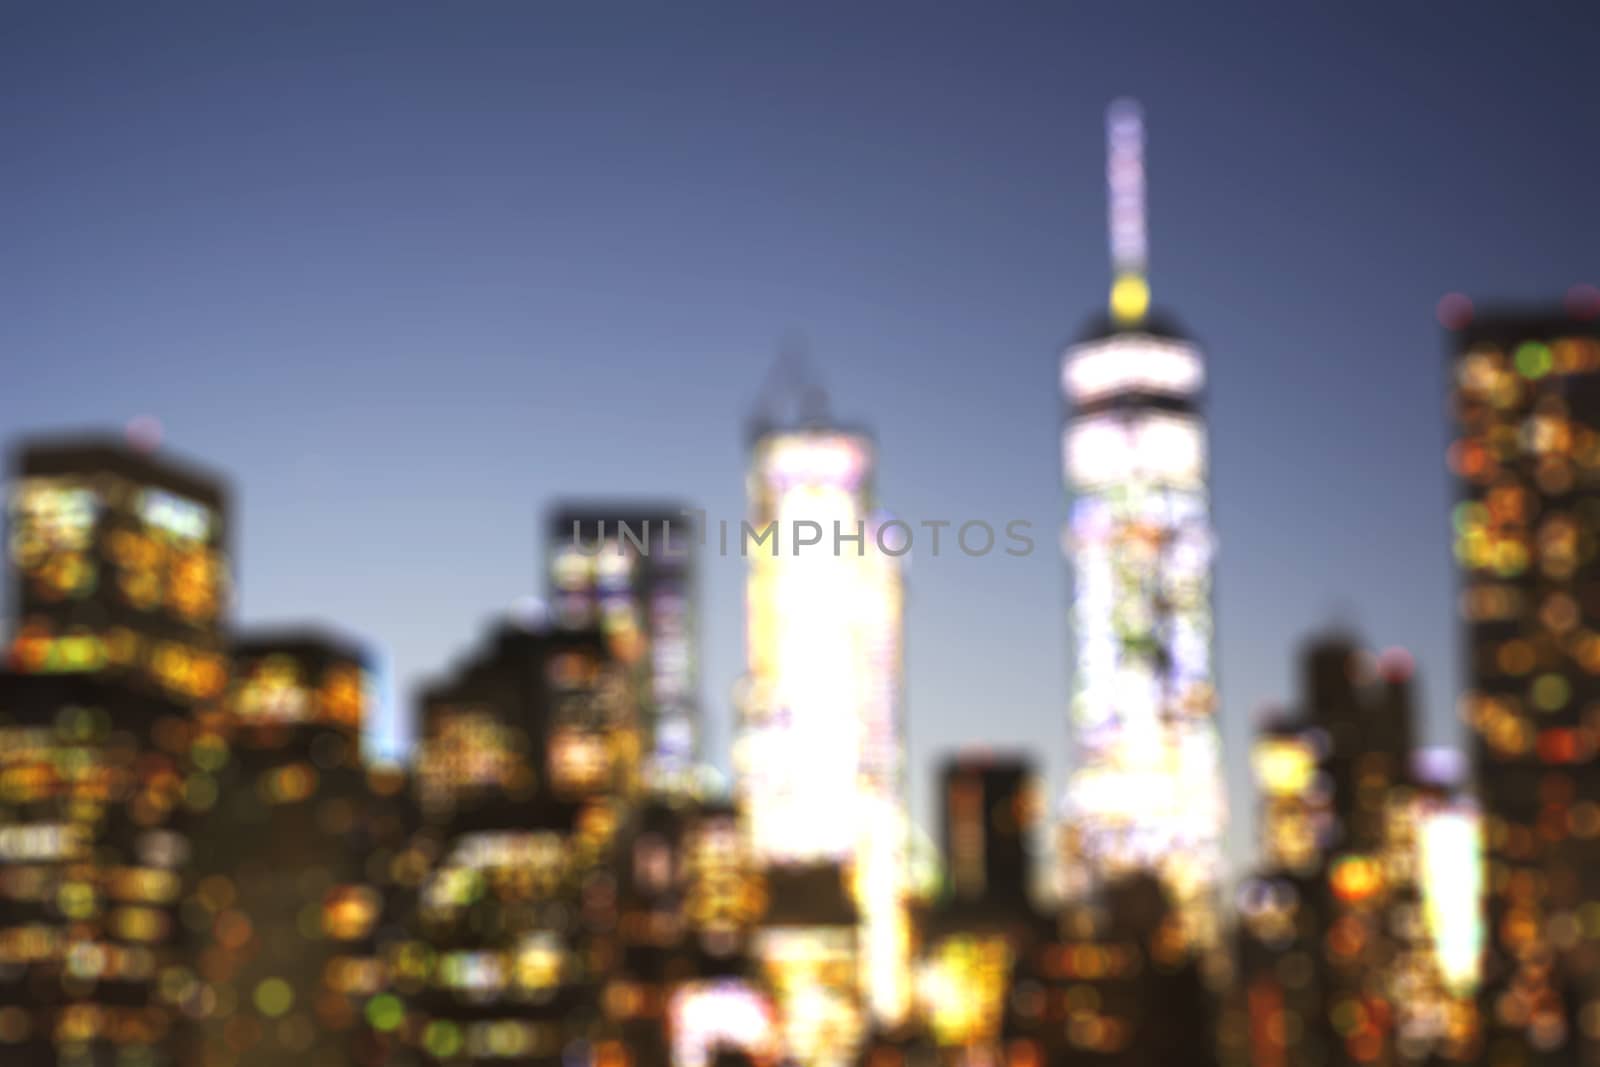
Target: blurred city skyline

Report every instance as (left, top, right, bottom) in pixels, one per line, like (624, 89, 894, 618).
(3, 2, 1598, 867)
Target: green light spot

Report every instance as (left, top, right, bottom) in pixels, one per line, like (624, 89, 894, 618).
(184, 774, 219, 812)
(1532, 674, 1570, 711)
(1515, 342, 1552, 379)
(255, 977, 293, 1018)
(366, 993, 404, 1032)
(1452, 502, 1486, 534)
(424, 1021, 463, 1057)
(191, 737, 230, 772)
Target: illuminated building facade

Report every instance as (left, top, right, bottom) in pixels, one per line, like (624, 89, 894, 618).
(411, 622, 640, 1065)
(738, 405, 910, 1056)
(667, 978, 778, 1067)
(1239, 636, 1482, 1067)
(1238, 717, 1334, 1067)
(679, 801, 764, 966)
(1322, 651, 1479, 1066)
(0, 435, 232, 1067)
(1410, 763, 1484, 1006)
(0, 673, 192, 1066)
(1059, 100, 1225, 954)
(548, 505, 701, 796)
(606, 798, 766, 1067)
(1389, 764, 1482, 1064)
(1450, 311, 1600, 1067)
(1252, 719, 1335, 879)
(183, 632, 417, 1067)
(7, 437, 230, 707)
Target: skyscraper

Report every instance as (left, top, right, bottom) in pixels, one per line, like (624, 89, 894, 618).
(737, 370, 910, 1058)
(1450, 307, 1600, 1067)
(1394, 754, 1483, 1064)
(1238, 636, 1482, 1067)
(7, 434, 230, 706)
(0, 433, 232, 1067)
(0, 672, 193, 1067)
(183, 632, 414, 1067)
(610, 796, 770, 1067)
(1239, 715, 1334, 1067)
(1058, 100, 1225, 953)
(547, 504, 700, 796)
(410, 620, 641, 1065)
(1303, 638, 1421, 1067)
(940, 754, 1036, 912)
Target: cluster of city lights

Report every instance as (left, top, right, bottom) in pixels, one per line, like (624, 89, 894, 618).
(0, 90, 1595, 1067)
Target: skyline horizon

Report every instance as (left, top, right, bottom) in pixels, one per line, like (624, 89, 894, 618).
(6, 288, 1583, 870)
(6, 2, 1597, 874)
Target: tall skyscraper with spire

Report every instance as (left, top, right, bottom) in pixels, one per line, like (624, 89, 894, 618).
(1059, 100, 1226, 954)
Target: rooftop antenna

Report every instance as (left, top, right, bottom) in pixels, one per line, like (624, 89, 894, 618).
(1106, 98, 1150, 325)
(749, 330, 831, 438)
(1325, 597, 1361, 639)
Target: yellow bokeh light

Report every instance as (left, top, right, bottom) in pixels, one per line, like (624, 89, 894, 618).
(1110, 273, 1149, 323)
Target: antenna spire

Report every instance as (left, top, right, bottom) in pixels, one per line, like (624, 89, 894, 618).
(748, 332, 831, 440)
(1106, 98, 1150, 324)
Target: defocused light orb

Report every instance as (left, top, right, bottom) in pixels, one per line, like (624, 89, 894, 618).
(127, 415, 164, 452)
(1436, 292, 1473, 330)
(1566, 284, 1600, 320)
(1111, 273, 1149, 323)
(511, 596, 547, 630)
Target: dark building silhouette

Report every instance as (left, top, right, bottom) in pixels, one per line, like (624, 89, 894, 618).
(1238, 714, 1334, 1067)
(1003, 876, 1218, 1067)
(409, 620, 640, 1065)
(912, 754, 1042, 1061)
(940, 754, 1034, 912)
(1450, 309, 1600, 1067)
(1303, 637, 1415, 855)
(183, 631, 416, 1067)
(1239, 634, 1478, 1067)
(609, 797, 770, 1067)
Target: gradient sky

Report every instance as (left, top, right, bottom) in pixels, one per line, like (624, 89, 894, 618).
(3, 3, 1597, 870)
